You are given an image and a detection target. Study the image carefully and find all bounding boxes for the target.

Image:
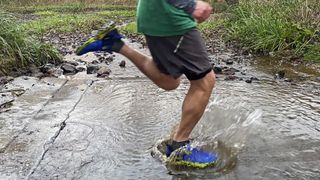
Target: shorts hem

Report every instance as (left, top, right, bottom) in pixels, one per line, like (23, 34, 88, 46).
(186, 68, 212, 81)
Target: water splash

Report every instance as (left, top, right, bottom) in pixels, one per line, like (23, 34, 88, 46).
(152, 95, 262, 177)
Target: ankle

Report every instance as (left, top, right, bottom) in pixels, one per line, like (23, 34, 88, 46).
(112, 40, 124, 53)
(170, 140, 190, 151)
(173, 133, 190, 142)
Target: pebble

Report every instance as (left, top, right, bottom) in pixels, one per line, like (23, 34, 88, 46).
(86, 64, 100, 74)
(226, 60, 234, 65)
(213, 66, 223, 74)
(119, 60, 126, 68)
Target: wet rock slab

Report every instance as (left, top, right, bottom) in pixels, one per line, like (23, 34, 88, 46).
(28, 80, 181, 179)
(0, 79, 91, 179)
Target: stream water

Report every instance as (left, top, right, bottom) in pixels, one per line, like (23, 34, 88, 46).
(2, 41, 319, 179)
(64, 75, 319, 179)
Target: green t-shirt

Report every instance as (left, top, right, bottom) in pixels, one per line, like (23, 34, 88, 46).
(137, 0, 197, 36)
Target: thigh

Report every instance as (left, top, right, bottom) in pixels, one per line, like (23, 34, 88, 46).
(175, 28, 212, 80)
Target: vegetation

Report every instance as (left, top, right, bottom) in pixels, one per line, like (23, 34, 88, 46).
(23, 9, 135, 34)
(0, 0, 319, 76)
(0, 0, 137, 7)
(0, 11, 61, 76)
(24, 14, 106, 34)
(120, 22, 137, 34)
(5, 4, 135, 14)
(224, 0, 320, 62)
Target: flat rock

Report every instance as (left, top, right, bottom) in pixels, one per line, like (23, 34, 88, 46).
(97, 67, 111, 77)
(61, 63, 78, 75)
(87, 64, 100, 74)
(65, 61, 79, 66)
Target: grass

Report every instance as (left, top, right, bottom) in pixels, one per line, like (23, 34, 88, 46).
(33, 11, 58, 17)
(4, 3, 135, 14)
(23, 9, 136, 35)
(96, 10, 135, 18)
(0, 0, 136, 6)
(0, 11, 61, 76)
(24, 14, 106, 34)
(0, 2, 137, 75)
(120, 22, 138, 34)
(198, 18, 225, 32)
(2, 0, 319, 74)
(224, 0, 320, 62)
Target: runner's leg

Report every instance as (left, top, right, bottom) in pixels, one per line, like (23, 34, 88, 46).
(119, 44, 180, 91)
(173, 71, 215, 142)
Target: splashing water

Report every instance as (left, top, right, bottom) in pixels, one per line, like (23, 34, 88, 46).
(152, 95, 262, 177)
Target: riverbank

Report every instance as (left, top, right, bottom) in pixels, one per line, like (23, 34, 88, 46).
(0, 1, 319, 79)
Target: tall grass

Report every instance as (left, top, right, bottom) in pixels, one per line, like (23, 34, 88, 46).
(0, 11, 61, 76)
(226, 0, 320, 62)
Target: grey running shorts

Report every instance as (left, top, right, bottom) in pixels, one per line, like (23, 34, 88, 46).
(145, 28, 212, 80)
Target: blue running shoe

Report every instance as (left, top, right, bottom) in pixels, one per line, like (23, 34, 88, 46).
(76, 23, 123, 56)
(166, 143, 218, 168)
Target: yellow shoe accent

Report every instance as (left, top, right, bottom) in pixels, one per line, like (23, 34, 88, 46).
(75, 22, 116, 55)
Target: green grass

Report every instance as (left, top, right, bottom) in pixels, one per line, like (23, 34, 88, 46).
(0, 11, 61, 76)
(5, 4, 135, 14)
(24, 9, 136, 35)
(34, 10, 58, 17)
(198, 19, 225, 32)
(0, 0, 136, 7)
(120, 22, 138, 34)
(224, 0, 320, 62)
(24, 14, 107, 34)
(96, 10, 136, 18)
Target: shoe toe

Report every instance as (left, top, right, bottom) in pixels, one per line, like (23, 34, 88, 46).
(76, 40, 104, 55)
(183, 147, 218, 164)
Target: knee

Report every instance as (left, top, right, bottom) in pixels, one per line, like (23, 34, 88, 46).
(159, 79, 180, 91)
(204, 71, 216, 90)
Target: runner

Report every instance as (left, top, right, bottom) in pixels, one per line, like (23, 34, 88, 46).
(76, 0, 217, 166)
